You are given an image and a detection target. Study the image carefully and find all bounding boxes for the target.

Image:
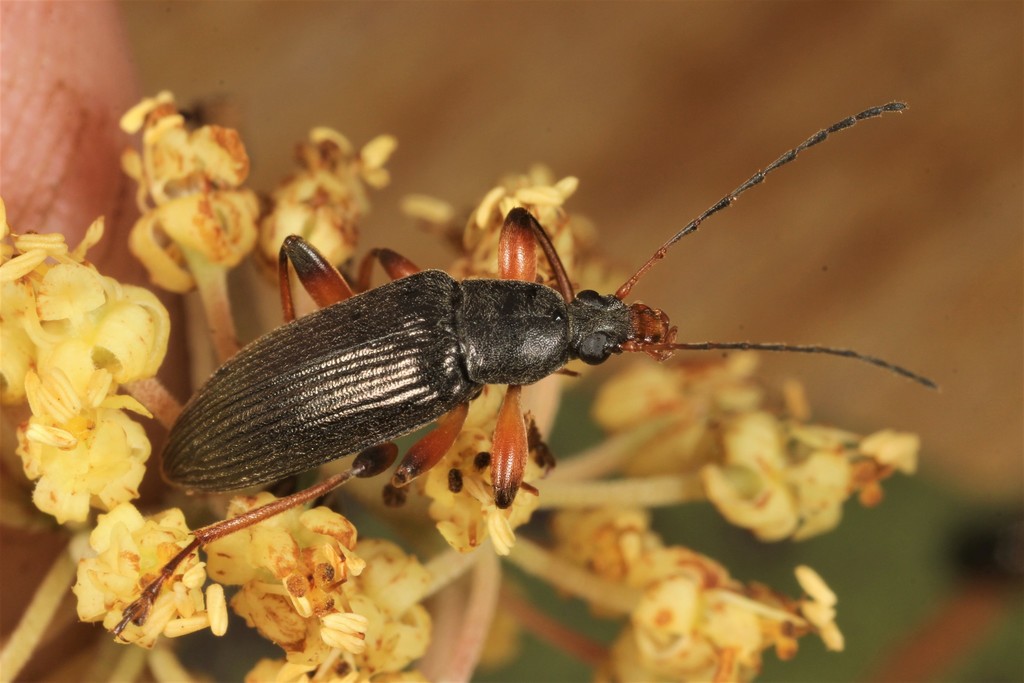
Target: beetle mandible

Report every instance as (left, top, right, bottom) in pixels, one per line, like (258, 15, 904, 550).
(113, 101, 935, 637)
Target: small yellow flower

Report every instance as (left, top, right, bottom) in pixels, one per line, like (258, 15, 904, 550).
(795, 565, 844, 651)
(258, 128, 396, 277)
(121, 92, 259, 293)
(73, 503, 214, 649)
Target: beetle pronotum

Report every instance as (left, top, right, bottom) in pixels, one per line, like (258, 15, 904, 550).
(113, 101, 934, 637)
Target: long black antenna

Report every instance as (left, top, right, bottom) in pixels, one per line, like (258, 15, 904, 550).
(616, 102, 908, 300)
(651, 340, 937, 389)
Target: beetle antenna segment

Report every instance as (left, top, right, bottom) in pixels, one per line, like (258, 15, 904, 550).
(506, 207, 576, 302)
(111, 443, 399, 639)
(615, 102, 908, 300)
(649, 340, 937, 389)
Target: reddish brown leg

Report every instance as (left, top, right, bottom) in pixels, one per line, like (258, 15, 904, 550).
(356, 247, 421, 291)
(391, 402, 470, 487)
(279, 235, 356, 322)
(498, 210, 538, 283)
(491, 384, 528, 509)
(112, 443, 398, 639)
(500, 207, 575, 302)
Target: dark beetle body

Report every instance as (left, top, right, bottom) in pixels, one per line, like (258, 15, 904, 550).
(163, 270, 631, 491)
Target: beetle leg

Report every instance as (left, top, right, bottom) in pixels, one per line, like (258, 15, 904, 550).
(498, 209, 539, 282)
(278, 235, 356, 322)
(112, 443, 397, 639)
(499, 207, 575, 302)
(391, 401, 470, 487)
(356, 247, 421, 291)
(491, 384, 528, 509)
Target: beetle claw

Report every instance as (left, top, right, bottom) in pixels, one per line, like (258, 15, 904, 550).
(111, 582, 159, 639)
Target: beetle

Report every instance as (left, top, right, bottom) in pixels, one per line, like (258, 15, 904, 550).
(113, 101, 935, 637)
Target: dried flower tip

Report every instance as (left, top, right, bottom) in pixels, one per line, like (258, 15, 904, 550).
(23, 422, 77, 449)
(119, 90, 174, 133)
(794, 565, 844, 651)
(514, 185, 565, 207)
(401, 194, 455, 224)
(359, 134, 398, 170)
(310, 126, 354, 154)
(163, 613, 212, 638)
(487, 508, 517, 556)
(859, 429, 920, 474)
(321, 611, 369, 652)
(207, 584, 229, 636)
(474, 187, 507, 229)
(0, 249, 48, 281)
(13, 232, 69, 257)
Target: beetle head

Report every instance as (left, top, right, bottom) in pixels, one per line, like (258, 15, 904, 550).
(566, 290, 631, 365)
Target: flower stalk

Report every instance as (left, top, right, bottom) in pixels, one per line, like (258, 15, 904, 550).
(0, 545, 77, 681)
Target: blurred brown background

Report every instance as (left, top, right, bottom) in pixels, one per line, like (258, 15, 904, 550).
(121, 1, 1022, 500)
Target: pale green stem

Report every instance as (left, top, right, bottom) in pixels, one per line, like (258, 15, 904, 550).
(421, 547, 482, 600)
(438, 549, 502, 683)
(522, 373, 564, 439)
(0, 545, 76, 680)
(507, 537, 641, 614)
(548, 416, 677, 481)
(537, 473, 706, 509)
(712, 589, 806, 626)
(149, 641, 195, 683)
(124, 377, 183, 429)
(500, 584, 607, 666)
(184, 250, 238, 363)
(97, 643, 148, 683)
(419, 576, 468, 681)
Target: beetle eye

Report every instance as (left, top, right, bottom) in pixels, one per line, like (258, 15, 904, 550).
(579, 332, 611, 365)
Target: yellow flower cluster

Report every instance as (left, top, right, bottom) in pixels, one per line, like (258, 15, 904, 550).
(258, 128, 396, 276)
(72, 503, 223, 648)
(593, 354, 920, 540)
(1, 201, 169, 523)
(404, 164, 619, 293)
(551, 507, 841, 682)
(205, 494, 431, 680)
(121, 91, 259, 293)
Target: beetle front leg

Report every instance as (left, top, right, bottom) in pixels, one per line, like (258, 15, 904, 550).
(278, 235, 356, 322)
(491, 384, 528, 509)
(499, 207, 575, 301)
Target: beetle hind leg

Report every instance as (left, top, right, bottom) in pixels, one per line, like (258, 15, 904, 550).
(278, 235, 356, 322)
(356, 247, 421, 291)
(111, 443, 398, 639)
